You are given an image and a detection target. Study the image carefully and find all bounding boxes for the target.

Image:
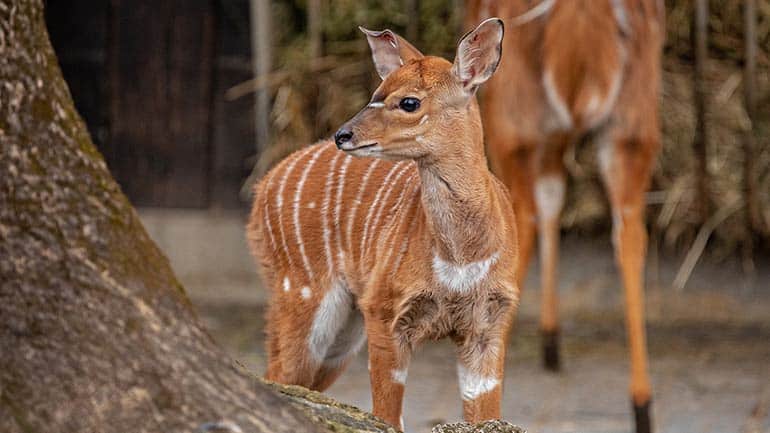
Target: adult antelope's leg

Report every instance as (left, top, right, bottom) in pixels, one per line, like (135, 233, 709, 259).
(599, 131, 656, 433)
(363, 309, 410, 430)
(534, 135, 569, 371)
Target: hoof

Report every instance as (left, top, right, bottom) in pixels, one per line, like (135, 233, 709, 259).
(541, 329, 560, 372)
(633, 399, 652, 433)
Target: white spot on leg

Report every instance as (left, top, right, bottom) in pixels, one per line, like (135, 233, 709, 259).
(322, 308, 366, 367)
(301, 286, 312, 299)
(457, 364, 499, 401)
(534, 175, 566, 222)
(432, 252, 500, 293)
(399, 416, 404, 431)
(308, 201, 316, 209)
(598, 135, 614, 177)
(283, 277, 291, 292)
(308, 281, 353, 362)
(391, 368, 408, 385)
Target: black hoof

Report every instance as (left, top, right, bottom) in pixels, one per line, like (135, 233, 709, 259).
(633, 399, 652, 433)
(541, 329, 560, 372)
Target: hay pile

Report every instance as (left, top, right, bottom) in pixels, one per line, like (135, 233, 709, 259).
(250, 0, 769, 254)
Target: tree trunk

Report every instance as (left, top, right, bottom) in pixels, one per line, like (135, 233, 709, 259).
(0, 2, 393, 432)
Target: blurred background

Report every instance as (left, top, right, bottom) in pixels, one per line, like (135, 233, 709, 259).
(46, 1, 769, 432)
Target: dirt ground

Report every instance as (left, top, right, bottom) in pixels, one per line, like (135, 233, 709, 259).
(188, 236, 770, 433)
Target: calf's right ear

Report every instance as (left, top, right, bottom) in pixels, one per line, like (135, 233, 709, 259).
(452, 18, 504, 94)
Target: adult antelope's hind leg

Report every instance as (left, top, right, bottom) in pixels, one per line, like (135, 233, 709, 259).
(534, 135, 569, 371)
(598, 131, 657, 433)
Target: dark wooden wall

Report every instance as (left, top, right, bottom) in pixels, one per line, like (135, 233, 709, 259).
(45, 0, 255, 208)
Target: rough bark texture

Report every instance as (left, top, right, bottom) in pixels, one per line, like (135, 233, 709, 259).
(0, 2, 389, 432)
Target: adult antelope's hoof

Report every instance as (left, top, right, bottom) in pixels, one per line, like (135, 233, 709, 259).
(541, 329, 560, 372)
(633, 399, 653, 433)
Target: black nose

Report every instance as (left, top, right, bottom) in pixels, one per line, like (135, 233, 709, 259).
(334, 128, 353, 148)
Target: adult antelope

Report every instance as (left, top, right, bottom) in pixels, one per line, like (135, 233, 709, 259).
(248, 19, 519, 430)
(466, 1, 664, 432)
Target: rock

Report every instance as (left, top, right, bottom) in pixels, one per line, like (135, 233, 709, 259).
(432, 420, 526, 433)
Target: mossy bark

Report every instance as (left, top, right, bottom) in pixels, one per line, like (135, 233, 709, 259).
(0, 1, 392, 432)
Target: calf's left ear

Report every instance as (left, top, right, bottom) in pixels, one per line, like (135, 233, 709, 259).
(452, 18, 504, 93)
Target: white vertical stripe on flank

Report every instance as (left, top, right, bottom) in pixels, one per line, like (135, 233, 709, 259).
(276, 145, 315, 269)
(391, 185, 421, 271)
(364, 163, 413, 255)
(377, 172, 417, 263)
(262, 169, 279, 251)
(347, 159, 381, 257)
(263, 203, 277, 251)
(293, 146, 325, 282)
(334, 156, 352, 272)
(321, 152, 341, 277)
(359, 161, 406, 263)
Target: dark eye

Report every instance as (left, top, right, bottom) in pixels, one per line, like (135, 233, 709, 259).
(398, 97, 421, 112)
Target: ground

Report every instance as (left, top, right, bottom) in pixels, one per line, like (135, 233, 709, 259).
(201, 306, 770, 433)
(141, 210, 770, 433)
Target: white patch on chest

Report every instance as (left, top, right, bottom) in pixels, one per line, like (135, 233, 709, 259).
(457, 364, 499, 401)
(432, 252, 500, 293)
(308, 281, 354, 362)
(391, 368, 408, 385)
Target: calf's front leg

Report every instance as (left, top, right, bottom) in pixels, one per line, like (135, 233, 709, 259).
(364, 313, 410, 431)
(456, 335, 507, 422)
